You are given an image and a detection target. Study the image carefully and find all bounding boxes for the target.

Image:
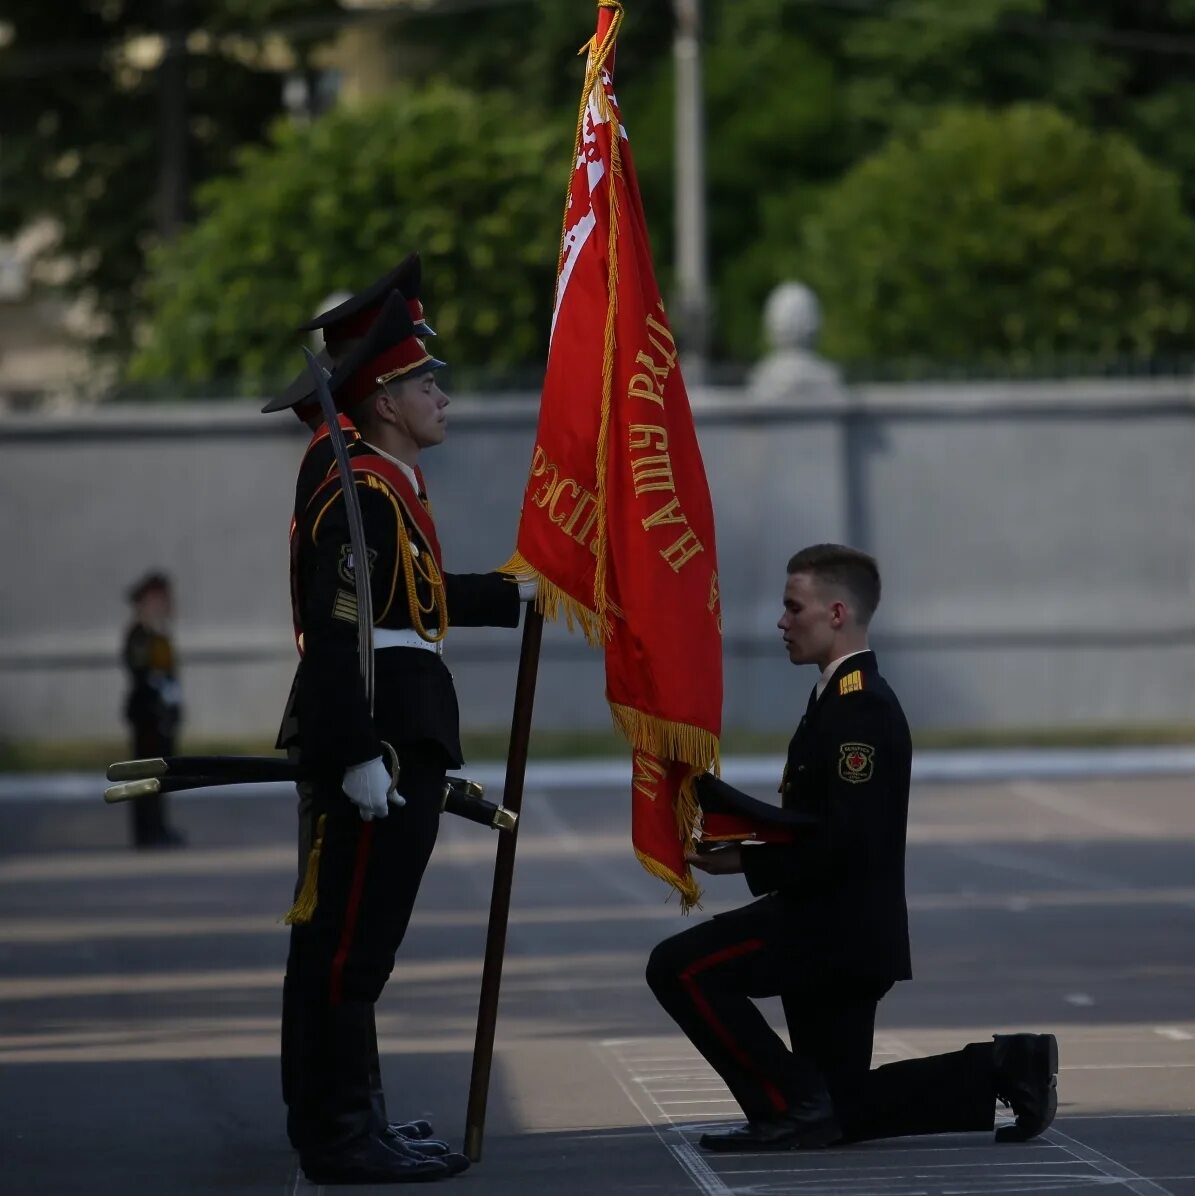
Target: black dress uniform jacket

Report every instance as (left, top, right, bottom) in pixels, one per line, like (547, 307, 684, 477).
(741, 650, 912, 987)
(288, 442, 520, 771)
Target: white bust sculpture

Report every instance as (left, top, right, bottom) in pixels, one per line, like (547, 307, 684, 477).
(748, 281, 843, 403)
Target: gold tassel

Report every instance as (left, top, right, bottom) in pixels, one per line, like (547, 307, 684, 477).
(283, 813, 327, 925)
(635, 848, 702, 914)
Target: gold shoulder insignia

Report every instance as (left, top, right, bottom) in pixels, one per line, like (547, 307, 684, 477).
(838, 669, 864, 696)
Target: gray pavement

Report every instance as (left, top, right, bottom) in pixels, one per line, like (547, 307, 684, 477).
(1, 769, 1194, 1195)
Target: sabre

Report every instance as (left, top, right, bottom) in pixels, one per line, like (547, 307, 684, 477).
(304, 346, 375, 710)
(103, 772, 517, 833)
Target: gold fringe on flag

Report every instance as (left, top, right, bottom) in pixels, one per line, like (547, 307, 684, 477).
(498, 551, 607, 645)
(608, 701, 720, 772)
(283, 813, 327, 925)
(636, 847, 702, 913)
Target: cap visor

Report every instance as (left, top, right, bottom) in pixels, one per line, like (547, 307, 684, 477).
(262, 349, 333, 413)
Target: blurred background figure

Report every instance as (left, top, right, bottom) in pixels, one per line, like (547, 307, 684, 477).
(122, 570, 185, 849)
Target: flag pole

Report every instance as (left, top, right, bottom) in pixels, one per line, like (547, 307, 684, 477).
(463, 605, 544, 1162)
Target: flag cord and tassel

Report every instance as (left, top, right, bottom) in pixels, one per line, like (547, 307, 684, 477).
(589, 2, 624, 637)
(498, 1, 625, 649)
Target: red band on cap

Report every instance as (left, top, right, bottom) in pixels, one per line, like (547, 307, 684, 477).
(338, 336, 434, 407)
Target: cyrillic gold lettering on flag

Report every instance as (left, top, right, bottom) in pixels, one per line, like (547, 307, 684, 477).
(505, 0, 721, 907)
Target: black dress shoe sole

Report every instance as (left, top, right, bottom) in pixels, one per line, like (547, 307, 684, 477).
(995, 1033, 1059, 1143)
(700, 1119, 841, 1152)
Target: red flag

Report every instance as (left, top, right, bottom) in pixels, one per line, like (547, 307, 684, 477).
(507, 1, 722, 907)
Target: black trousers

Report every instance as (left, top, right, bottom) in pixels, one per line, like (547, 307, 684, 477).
(282, 743, 446, 1152)
(128, 724, 175, 845)
(647, 898, 996, 1139)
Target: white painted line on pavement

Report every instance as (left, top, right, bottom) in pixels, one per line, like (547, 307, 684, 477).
(1043, 1124, 1176, 1196)
(668, 1141, 732, 1196)
(594, 1040, 734, 1196)
(1154, 1027, 1193, 1041)
(1061, 1062, 1195, 1070)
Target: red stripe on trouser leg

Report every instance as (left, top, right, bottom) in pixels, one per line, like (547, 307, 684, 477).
(329, 821, 374, 1006)
(679, 938, 789, 1114)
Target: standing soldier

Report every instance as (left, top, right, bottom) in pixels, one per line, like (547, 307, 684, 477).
(648, 544, 1058, 1151)
(121, 572, 185, 849)
(268, 291, 532, 1184)
(266, 255, 453, 1159)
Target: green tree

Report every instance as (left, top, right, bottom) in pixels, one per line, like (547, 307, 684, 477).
(128, 83, 569, 391)
(789, 105, 1195, 370)
(834, 0, 1195, 207)
(0, 0, 336, 357)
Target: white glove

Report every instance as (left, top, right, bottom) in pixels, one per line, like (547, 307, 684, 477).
(517, 578, 537, 603)
(342, 755, 405, 821)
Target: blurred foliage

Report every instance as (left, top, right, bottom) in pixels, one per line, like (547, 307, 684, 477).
(793, 105, 1195, 367)
(128, 84, 567, 390)
(0, 0, 337, 357)
(15, 0, 1195, 380)
(388, 0, 1195, 365)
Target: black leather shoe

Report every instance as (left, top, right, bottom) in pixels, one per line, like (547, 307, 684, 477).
(700, 1099, 841, 1153)
(389, 1118, 436, 1140)
(301, 1133, 449, 1183)
(993, 1033, 1058, 1142)
(386, 1125, 449, 1155)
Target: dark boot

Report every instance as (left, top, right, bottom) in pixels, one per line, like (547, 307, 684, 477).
(297, 1001, 449, 1182)
(389, 1119, 435, 1140)
(993, 1033, 1058, 1142)
(282, 980, 324, 1151)
(700, 1088, 841, 1153)
(365, 1006, 456, 1160)
(301, 1134, 449, 1184)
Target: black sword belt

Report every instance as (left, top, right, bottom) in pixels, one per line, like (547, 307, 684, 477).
(104, 755, 517, 832)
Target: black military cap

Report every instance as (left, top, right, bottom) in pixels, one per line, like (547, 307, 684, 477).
(296, 252, 434, 347)
(328, 290, 446, 411)
(260, 347, 333, 415)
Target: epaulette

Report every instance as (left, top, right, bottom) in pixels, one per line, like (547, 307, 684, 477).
(838, 669, 864, 697)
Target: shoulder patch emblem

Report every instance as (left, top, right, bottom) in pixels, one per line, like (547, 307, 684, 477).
(838, 669, 864, 696)
(838, 742, 874, 783)
(337, 544, 377, 586)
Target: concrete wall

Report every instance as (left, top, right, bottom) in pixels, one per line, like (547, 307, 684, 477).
(2, 378, 1193, 744)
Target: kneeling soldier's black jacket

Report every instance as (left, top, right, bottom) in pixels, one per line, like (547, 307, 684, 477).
(741, 651, 912, 987)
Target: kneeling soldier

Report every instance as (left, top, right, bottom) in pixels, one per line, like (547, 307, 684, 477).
(649, 544, 1058, 1151)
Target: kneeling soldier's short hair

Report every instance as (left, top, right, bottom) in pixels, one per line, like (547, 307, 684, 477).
(787, 544, 881, 625)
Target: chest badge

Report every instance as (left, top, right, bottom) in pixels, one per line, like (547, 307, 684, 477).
(338, 543, 378, 586)
(838, 742, 874, 784)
